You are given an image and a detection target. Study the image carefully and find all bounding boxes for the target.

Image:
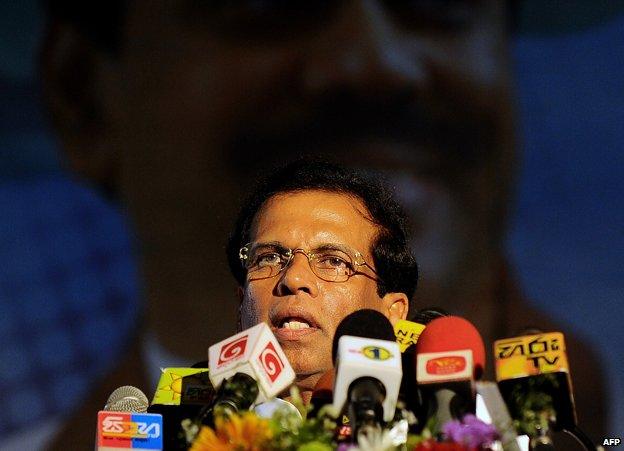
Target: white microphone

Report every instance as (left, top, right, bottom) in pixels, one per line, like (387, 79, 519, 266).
(332, 335, 402, 424)
(207, 322, 295, 404)
(476, 381, 523, 451)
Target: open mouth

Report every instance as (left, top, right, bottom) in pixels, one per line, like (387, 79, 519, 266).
(271, 310, 320, 340)
(279, 318, 312, 330)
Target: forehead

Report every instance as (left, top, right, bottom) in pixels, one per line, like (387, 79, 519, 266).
(250, 190, 378, 251)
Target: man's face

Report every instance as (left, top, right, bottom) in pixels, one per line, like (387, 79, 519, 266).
(51, 1, 515, 347)
(238, 190, 405, 392)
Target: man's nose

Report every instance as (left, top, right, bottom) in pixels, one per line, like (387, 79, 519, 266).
(275, 253, 319, 297)
(302, 0, 427, 96)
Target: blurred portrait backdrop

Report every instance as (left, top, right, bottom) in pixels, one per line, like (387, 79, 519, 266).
(0, 1, 622, 449)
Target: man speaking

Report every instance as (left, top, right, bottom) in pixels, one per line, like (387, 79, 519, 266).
(226, 160, 418, 402)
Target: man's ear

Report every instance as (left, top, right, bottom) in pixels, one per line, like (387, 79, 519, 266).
(381, 292, 409, 326)
(39, 20, 120, 190)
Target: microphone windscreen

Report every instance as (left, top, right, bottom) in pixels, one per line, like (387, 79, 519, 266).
(415, 316, 486, 379)
(332, 309, 395, 363)
(104, 385, 149, 412)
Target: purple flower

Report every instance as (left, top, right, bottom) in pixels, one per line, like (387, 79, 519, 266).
(442, 414, 499, 448)
(337, 444, 357, 451)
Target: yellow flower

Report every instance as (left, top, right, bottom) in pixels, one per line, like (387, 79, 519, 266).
(190, 412, 273, 451)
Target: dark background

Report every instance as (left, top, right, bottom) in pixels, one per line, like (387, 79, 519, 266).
(1, 0, 622, 442)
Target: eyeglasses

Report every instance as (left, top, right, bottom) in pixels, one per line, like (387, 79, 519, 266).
(238, 242, 381, 283)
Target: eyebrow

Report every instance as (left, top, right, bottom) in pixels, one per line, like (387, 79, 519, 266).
(252, 241, 356, 255)
(251, 241, 290, 252)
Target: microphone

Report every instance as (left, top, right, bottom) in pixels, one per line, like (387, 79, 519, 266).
(415, 316, 485, 432)
(151, 367, 215, 406)
(397, 307, 450, 415)
(147, 367, 216, 450)
(416, 315, 486, 379)
(206, 372, 260, 420)
(253, 398, 302, 420)
(105, 385, 149, 412)
(476, 381, 522, 451)
(208, 322, 296, 406)
(394, 307, 449, 353)
(97, 386, 163, 451)
(494, 331, 588, 450)
(394, 319, 426, 353)
(331, 309, 402, 438)
(197, 322, 295, 427)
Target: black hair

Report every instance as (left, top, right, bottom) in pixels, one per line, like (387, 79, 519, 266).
(226, 160, 418, 303)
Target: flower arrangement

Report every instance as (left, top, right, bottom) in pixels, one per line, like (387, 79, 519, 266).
(187, 388, 499, 451)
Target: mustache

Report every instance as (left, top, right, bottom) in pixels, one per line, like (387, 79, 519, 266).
(226, 90, 498, 173)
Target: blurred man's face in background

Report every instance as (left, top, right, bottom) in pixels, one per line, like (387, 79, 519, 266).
(48, 1, 515, 351)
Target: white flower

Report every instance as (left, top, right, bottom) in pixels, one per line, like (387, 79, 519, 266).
(355, 426, 397, 451)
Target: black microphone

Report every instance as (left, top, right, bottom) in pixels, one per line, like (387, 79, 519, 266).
(147, 366, 215, 451)
(331, 309, 396, 362)
(196, 372, 260, 426)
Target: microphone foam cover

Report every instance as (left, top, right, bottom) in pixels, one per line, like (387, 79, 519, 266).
(332, 309, 395, 363)
(104, 385, 149, 412)
(415, 316, 486, 379)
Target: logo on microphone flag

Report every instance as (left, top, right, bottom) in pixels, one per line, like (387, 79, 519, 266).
(425, 355, 467, 375)
(361, 345, 393, 361)
(152, 368, 212, 405)
(417, 349, 473, 384)
(393, 319, 426, 352)
(217, 335, 249, 366)
(494, 332, 569, 381)
(258, 341, 284, 383)
(97, 411, 162, 450)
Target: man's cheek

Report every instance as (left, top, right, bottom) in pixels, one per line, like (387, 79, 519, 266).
(240, 294, 265, 328)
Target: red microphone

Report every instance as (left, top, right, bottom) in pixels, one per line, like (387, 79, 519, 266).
(414, 316, 486, 429)
(415, 315, 486, 379)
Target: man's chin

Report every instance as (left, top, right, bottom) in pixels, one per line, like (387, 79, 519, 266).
(291, 368, 325, 393)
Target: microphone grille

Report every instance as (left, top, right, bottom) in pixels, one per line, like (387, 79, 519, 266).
(104, 385, 149, 412)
